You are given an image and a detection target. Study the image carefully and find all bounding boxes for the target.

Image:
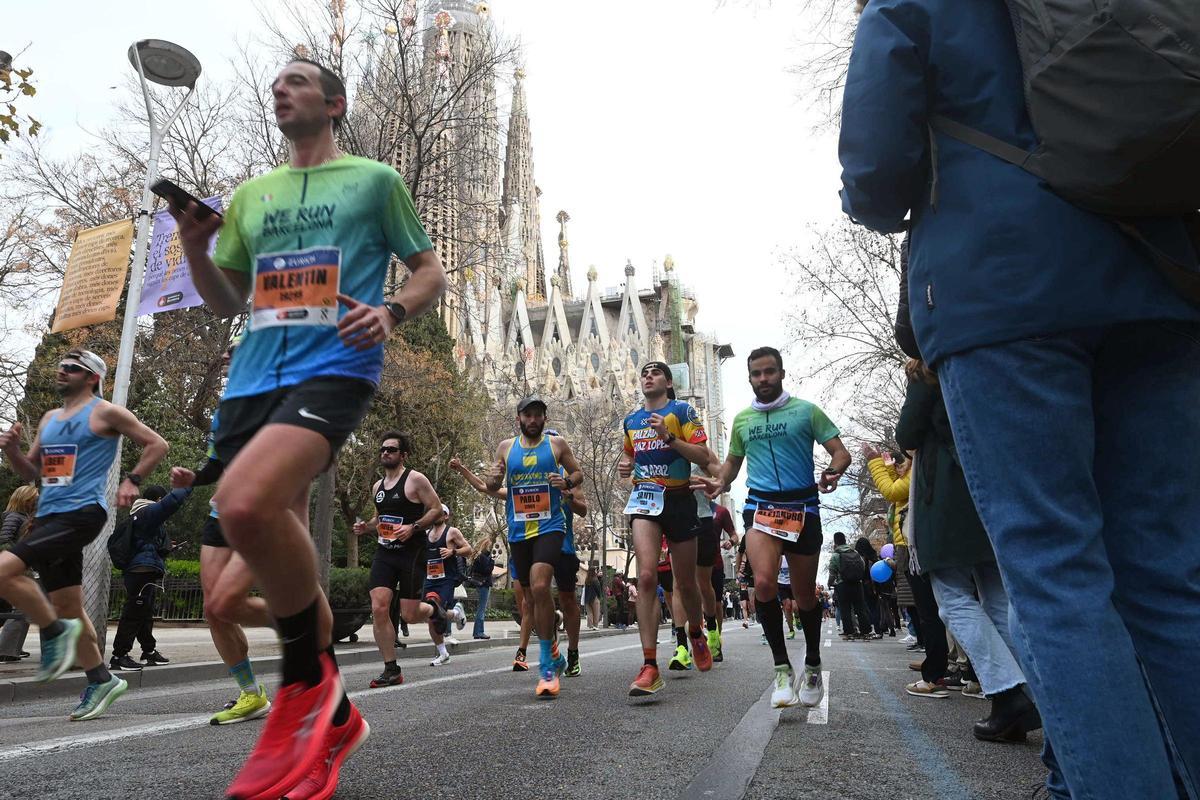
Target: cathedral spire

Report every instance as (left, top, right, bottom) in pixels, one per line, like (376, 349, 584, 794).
(500, 68, 546, 300)
(555, 210, 573, 300)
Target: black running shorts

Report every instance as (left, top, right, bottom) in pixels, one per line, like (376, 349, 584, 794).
(369, 545, 426, 599)
(10, 504, 107, 593)
(630, 489, 699, 543)
(510, 531, 565, 587)
(214, 376, 375, 465)
(201, 516, 227, 548)
(656, 566, 674, 593)
(555, 552, 580, 594)
(742, 508, 823, 557)
(695, 516, 719, 567)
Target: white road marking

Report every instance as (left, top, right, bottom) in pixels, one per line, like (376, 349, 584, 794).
(824, 638, 831, 648)
(806, 671, 831, 725)
(0, 642, 645, 764)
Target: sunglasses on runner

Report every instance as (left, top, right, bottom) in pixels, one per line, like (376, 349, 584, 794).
(58, 362, 93, 374)
(379, 446, 401, 454)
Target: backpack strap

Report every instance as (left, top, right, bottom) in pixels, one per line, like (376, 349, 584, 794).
(930, 115, 1041, 175)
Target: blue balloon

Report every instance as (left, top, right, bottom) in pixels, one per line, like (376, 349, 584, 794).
(870, 559, 893, 583)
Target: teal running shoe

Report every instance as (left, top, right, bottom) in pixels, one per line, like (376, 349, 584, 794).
(69, 675, 128, 721)
(37, 618, 83, 683)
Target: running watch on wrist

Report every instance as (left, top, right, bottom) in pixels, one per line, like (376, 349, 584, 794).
(383, 302, 407, 325)
(664, 432, 677, 445)
(124, 472, 143, 486)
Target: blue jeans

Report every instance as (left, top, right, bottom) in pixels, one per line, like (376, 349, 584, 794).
(472, 584, 491, 638)
(940, 321, 1200, 800)
(930, 563, 1025, 695)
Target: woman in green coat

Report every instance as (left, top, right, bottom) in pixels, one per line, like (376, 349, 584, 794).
(895, 359, 1038, 743)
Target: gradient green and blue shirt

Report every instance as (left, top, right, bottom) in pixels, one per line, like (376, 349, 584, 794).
(213, 156, 432, 399)
(729, 398, 839, 500)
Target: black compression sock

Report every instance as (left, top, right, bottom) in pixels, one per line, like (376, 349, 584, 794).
(85, 664, 111, 684)
(704, 614, 718, 632)
(673, 626, 687, 647)
(568, 648, 579, 663)
(40, 620, 66, 642)
(517, 647, 526, 657)
(755, 597, 791, 668)
(797, 605, 824, 667)
(385, 660, 398, 671)
(276, 601, 322, 686)
(325, 645, 351, 726)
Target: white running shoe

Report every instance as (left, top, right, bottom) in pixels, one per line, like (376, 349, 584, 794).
(770, 665, 800, 708)
(799, 664, 824, 708)
(452, 602, 467, 631)
(431, 652, 451, 666)
(444, 636, 460, 645)
(901, 634, 917, 645)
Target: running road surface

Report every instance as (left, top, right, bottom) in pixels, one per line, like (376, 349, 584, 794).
(0, 624, 1046, 799)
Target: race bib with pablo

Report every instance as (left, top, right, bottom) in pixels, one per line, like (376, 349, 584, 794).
(512, 484, 551, 522)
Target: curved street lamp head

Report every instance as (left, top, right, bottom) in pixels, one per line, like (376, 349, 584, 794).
(127, 39, 201, 88)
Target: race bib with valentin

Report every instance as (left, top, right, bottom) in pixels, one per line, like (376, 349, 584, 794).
(377, 514, 407, 547)
(512, 484, 551, 522)
(752, 501, 810, 543)
(624, 483, 666, 516)
(41, 444, 78, 487)
(252, 246, 341, 329)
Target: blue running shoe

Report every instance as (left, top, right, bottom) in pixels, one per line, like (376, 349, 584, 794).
(37, 618, 82, 683)
(70, 675, 128, 721)
(552, 654, 567, 677)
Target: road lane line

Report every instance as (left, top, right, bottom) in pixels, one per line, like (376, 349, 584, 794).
(824, 638, 831, 647)
(677, 685, 779, 800)
(806, 671, 830, 725)
(0, 642, 645, 763)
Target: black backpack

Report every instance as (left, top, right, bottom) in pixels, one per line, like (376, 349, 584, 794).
(106, 516, 135, 570)
(930, 0, 1200, 300)
(840, 549, 866, 582)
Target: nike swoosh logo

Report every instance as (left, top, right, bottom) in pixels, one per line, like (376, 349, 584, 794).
(297, 408, 330, 424)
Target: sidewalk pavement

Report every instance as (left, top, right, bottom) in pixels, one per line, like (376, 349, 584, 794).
(0, 618, 634, 704)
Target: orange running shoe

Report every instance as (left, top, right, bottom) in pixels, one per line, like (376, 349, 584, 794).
(628, 664, 663, 697)
(691, 634, 713, 672)
(535, 666, 561, 699)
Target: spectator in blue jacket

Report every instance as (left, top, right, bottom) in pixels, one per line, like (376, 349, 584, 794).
(839, 2, 1200, 798)
(109, 485, 190, 671)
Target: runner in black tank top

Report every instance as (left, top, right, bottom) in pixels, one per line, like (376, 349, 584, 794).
(352, 432, 463, 688)
(422, 506, 470, 666)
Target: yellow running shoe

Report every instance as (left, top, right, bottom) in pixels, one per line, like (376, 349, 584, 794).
(210, 686, 271, 725)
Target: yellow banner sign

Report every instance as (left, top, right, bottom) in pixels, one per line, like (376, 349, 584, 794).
(51, 219, 135, 333)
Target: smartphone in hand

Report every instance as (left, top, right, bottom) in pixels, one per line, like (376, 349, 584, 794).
(151, 179, 222, 219)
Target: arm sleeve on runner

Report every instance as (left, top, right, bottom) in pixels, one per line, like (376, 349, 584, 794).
(383, 171, 434, 261)
(212, 186, 252, 273)
(191, 457, 225, 487)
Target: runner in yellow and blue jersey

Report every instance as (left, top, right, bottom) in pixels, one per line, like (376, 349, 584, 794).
(698, 347, 851, 713)
(546, 429, 588, 678)
(485, 397, 584, 698)
(167, 338, 273, 725)
(618, 362, 715, 697)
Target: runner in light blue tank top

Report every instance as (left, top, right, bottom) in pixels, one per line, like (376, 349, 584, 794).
(36, 396, 119, 516)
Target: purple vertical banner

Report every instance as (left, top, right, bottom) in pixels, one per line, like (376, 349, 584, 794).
(137, 196, 222, 316)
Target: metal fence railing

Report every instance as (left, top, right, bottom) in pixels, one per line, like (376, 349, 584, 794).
(106, 574, 206, 622)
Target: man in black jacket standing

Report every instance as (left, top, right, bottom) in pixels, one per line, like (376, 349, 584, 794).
(110, 485, 190, 671)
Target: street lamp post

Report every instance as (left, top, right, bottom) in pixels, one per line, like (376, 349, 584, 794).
(81, 40, 201, 647)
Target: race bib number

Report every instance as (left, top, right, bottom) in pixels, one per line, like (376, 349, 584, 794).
(377, 514, 406, 546)
(752, 502, 808, 543)
(426, 559, 446, 580)
(624, 483, 665, 516)
(512, 484, 551, 522)
(41, 444, 78, 487)
(251, 246, 340, 329)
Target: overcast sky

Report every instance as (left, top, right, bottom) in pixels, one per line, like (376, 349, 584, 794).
(9, 1, 852, 514)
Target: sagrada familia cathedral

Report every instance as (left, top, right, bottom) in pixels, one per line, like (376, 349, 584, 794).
(381, 1, 733, 455)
